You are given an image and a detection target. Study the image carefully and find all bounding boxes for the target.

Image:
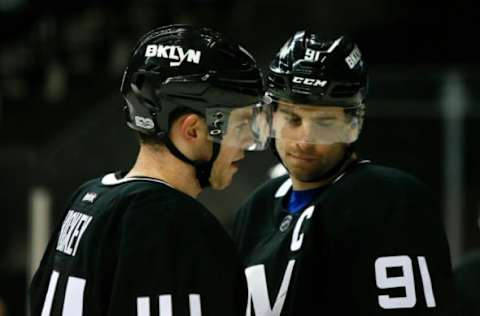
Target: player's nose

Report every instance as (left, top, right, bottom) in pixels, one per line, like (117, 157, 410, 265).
(295, 140, 316, 152)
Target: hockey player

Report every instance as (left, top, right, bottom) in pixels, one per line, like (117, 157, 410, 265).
(234, 31, 455, 315)
(30, 25, 271, 316)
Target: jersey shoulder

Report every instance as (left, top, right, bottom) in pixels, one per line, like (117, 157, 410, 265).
(348, 163, 428, 190)
(72, 172, 205, 216)
(316, 162, 438, 232)
(108, 176, 233, 250)
(333, 162, 432, 206)
(120, 185, 216, 228)
(67, 172, 225, 243)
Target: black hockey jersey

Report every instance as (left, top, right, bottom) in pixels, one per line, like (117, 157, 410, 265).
(234, 161, 455, 315)
(30, 172, 246, 316)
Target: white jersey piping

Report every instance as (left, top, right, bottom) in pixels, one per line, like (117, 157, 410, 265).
(101, 173, 174, 188)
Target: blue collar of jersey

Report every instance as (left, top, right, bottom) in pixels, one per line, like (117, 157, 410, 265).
(286, 187, 324, 214)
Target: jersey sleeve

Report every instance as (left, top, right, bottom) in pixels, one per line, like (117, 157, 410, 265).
(107, 192, 247, 316)
(332, 178, 456, 315)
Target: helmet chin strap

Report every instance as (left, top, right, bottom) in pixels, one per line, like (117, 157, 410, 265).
(161, 135, 221, 188)
(307, 143, 356, 182)
(271, 139, 357, 183)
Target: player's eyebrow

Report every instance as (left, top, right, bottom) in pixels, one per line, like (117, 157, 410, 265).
(312, 115, 336, 121)
(238, 112, 253, 120)
(231, 108, 253, 119)
(278, 108, 300, 117)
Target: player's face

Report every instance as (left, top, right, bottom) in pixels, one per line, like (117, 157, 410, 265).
(209, 143, 245, 189)
(208, 105, 269, 190)
(274, 103, 348, 182)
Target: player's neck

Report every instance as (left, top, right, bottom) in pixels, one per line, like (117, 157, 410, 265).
(126, 145, 202, 198)
(291, 177, 332, 191)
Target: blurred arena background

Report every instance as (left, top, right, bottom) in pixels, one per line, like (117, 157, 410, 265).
(0, 0, 478, 315)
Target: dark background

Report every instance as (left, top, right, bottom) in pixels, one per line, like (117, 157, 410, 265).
(0, 0, 478, 315)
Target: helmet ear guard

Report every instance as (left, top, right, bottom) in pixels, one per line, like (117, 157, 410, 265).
(122, 71, 163, 135)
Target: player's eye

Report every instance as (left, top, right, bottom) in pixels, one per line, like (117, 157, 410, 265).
(313, 119, 335, 127)
(284, 114, 301, 126)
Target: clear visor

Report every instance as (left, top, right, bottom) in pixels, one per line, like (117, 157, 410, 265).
(206, 96, 273, 151)
(271, 101, 364, 145)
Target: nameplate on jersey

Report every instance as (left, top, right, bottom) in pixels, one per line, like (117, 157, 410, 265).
(56, 210, 93, 256)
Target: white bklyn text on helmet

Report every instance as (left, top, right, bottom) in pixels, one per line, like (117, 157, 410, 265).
(145, 45, 202, 67)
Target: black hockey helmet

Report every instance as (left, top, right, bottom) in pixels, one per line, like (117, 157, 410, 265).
(121, 24, 269, 149)
(120, 24, 270, 187)
(267, 31, 368, 145)
(267, 31, 367, 107)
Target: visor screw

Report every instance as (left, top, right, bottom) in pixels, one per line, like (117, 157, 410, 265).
(210, 129, 222, 136)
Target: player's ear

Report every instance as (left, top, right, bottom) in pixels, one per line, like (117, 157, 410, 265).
(178, 114, 208, 142)
(181, 114, 198, 140)
(171, 113, 211, 161)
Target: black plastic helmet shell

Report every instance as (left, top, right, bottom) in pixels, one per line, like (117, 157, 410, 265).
(121, 24, 264, 135)
(266, 31, 368, 107)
